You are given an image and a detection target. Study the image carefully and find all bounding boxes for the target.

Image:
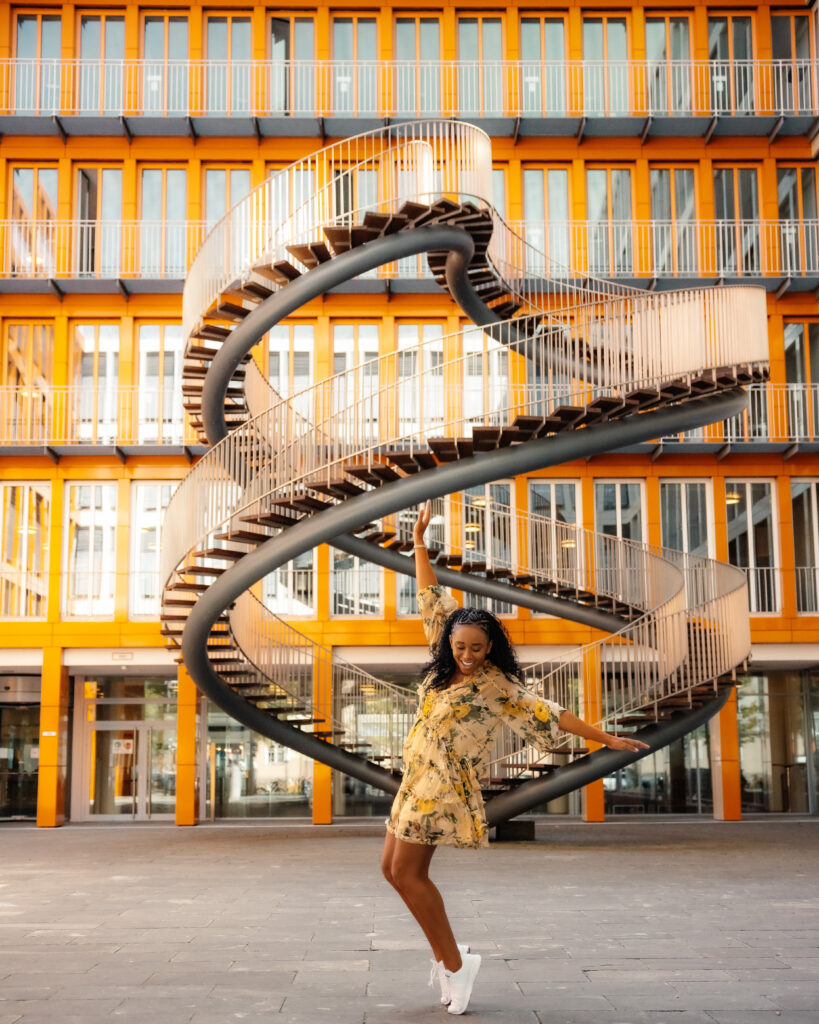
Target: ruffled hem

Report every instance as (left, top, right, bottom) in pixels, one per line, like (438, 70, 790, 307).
(385, 816, 488, 849)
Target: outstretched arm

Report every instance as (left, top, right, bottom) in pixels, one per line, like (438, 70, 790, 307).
(557, 710, 650, 753)
(413, 500, 438, 590)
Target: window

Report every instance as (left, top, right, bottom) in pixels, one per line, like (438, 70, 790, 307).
(138, 166, 188, 277)
(69, 323, 119, 443)
(206, 14, 252, 114)
(529, 481, 579, 603)
(332, 17, 377, 115)
(78, 14, 125, 114)
(771, 13, 813, 114)
(708, 16, 753, 114)
(394, 17, 441, 116)
(645, 16, 691, 115)
(583, 15, 629, 116)
(520, 15, 567, 116)
(204, 166, 252, 270)
(660, 481, 711, 557)
(0, 483, 50, 619)
(268, 323, 314, 420)
(130, 482, 177, 616)
(587, 167, 632, 275)
(594, 480, 644, 593)
(397, 501, 445, 615)
(792, 480, 819, 613)
(461, 325, 508, 425)
(137, 324, 185, 443)
(783, 322, 819, 440)
(462, 483, 515, 615)
(331, 548, 381, 616)
(725, 480, 778, 613)
(265, 164, 316, 245)
(650, 167, 696, 275)
(492, 167, 506, 220)
(15, 12, 61, 114)
(64, 483, 117, 617)
(263, 550, 315, 617)
(9, 166, 59, 276)
(270, 16, 314, 114)
(396, 323, 444, 435)
(76, 165, 123, 277)
(778, 166, 818, 275)
(523, 166, 570, 272)
(713, 166, 760, 275)
(142, 14, 188, 115)
(2, 324, 52, 442)
(332, 324, 379, 440)
(458, 17, 503, 116)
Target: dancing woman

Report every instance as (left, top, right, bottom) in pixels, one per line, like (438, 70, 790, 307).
(381, 501, 650, 1014)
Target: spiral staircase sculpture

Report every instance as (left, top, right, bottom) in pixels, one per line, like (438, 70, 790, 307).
(161, 121, 769, 824)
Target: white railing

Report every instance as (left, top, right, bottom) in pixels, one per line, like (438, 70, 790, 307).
(740, 566, 781, 615)
(0, 386, 198, 446)
(508, 220, 819, 281)
(795, 567, 819, 614)
(0, 220, 206, 279)
(4, 58, 816, 119)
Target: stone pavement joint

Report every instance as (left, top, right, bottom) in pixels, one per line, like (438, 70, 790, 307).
(0, 819, 817, 1023)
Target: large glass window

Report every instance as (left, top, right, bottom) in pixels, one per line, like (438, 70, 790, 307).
(770, 14, 813, 114)
(529, 481, 579, 604)
(130, 482, 177, 616)
(76, 166, 123, 277)
(139, 167, 188, 276)
(394, 17, 441, 116)
(725, 480, 778, 613)
(783, 322, 819, 440)
(206, 14, 252, 115)
(137, 324, 185, 444)
(462, 326, 509, 426)
(68, 323, 119, 443)
(520, 16, 567, 116)
(204, 166, 252, 270)
(1, 323, 53, 443)
(142, 15, 188, 114)
(462, 483, 515, 615)
(78, 14, 125, 114)
(660, 481, 711, 557)
(713, 166, 760, 275)
(458, 17, 503, 116)
(396, 323, 444, 435)
(332, 17, 377, 115)
(10, 166, 59, 276)
(650, 167, 696, 276)
(268, 323, 314, 420)
(594, 481, 643, 539)
(587, 167, 632, 275)
(15, 13, 61, 114)
(333, 324, 379, 440)
(398, 502, 445, 615)
(791, 479, 819, 613)
(64, 483, 117, 617)
(777, 166, 818, 276)
(270, 17, 314, 114)
(583, 16, 628, 116)
(523, 166, 570, 273)
(646, 16, 691, 115)
(331, 548, 381, 616)
(708, 16, 753, 114)
(0, 484, 50, 618)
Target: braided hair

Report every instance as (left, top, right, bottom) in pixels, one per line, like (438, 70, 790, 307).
(422, 606, 522, 691)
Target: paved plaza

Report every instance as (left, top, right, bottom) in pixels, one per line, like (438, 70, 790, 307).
(0, 818, 817, 1024)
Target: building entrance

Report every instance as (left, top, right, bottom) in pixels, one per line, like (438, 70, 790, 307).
(0, 703, 39, 819)
(71, 675, 177, 821)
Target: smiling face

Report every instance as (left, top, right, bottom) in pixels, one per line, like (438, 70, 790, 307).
(450, 623, 492, 677)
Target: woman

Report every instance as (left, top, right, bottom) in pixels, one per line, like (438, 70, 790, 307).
(381, 501, 650, 1015)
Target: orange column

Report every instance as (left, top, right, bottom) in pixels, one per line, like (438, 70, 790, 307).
(37, 646, 69, 827)
(312, 658, 333, 824)
(581, 645, 605, 822)
(710, 686, 742, 821)
(175, 663, 200, 826)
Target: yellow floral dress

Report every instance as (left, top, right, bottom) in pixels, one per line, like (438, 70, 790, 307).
(386, 585, 567, 849)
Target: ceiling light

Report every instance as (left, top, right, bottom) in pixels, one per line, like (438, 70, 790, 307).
(560, 539, 576, 549)
(725, 491, 741, 505)
(464, 523, 482, 533)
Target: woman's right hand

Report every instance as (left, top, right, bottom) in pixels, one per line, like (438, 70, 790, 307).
(413, 500, 431, 544)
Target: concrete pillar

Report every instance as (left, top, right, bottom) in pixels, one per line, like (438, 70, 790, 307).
(175, 664, 199, 826)
(37, 647, 69, 827)
(710, 687, 742, 820)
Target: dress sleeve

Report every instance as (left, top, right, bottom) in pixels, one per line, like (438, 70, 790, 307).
(480, 673, 567, 752)
(417, 585, 458, 648)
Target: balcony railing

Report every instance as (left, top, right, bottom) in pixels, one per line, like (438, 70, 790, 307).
(2, 58, 817, 120)
(4, 218, 819, 285)
(508, 220, 819, 282)
(0, 220, 206, 280)
(0, 386, 199, 447)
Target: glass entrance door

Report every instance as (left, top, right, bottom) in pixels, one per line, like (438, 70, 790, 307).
(0, 704, 40, 819)
(87, 721, 176, 820)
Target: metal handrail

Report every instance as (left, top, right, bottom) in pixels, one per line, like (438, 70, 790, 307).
(4, 57, 817, 119)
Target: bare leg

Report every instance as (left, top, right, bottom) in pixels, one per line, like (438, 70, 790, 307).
(381, 830, 463, 972)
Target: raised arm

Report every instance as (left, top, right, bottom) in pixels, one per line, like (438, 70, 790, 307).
(413, 500, 438, 590)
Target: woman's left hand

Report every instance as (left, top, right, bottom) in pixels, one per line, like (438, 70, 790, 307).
(604, 734, 652, 753)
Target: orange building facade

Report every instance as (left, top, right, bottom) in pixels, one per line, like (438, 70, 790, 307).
(0, 0, 818, 826)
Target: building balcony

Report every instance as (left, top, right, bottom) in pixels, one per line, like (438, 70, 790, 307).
(0, 58, 816, 140)
(2, 218, 818, 295)
(0, 386, 202, 456)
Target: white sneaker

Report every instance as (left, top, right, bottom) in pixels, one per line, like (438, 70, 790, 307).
(429, 944, 471, 1005)
(445, 951, 481, 1015)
